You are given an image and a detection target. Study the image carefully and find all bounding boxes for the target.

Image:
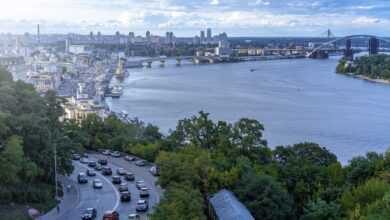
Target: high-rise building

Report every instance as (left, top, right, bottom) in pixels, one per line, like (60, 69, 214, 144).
(37, 24, 40, 44)
(369, 37, 379, 55)
(207, 28, 212, 40)
(146, 30, 151, 42)
(129, 32, 135, 39)
(344, 39, 353, 60)
(165, 32, 175, 45)
(200, 30, 205, 44)
(89, 32, 94, 40)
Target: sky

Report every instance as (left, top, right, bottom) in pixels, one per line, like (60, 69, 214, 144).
(0, 0, 390, 37)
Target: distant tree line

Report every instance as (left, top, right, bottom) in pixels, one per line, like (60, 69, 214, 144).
(337, 54, 390, 80)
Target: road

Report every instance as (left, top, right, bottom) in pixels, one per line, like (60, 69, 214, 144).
(41, 152, 162, 220)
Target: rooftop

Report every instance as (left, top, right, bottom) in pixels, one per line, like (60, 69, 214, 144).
(210, 189, 254, 220)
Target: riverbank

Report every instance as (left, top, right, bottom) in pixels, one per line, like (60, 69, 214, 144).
(340, 72, 390, 85)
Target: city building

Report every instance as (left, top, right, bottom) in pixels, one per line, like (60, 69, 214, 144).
(200, 31, 205, 44)
(207, 28, 212, 41)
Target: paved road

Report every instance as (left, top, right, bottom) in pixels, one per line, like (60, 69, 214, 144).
(40, 152, 161, 220)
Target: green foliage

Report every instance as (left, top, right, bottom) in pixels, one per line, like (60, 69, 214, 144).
(235, 173, 294, 220)
(151, 184, 206, 220)
(337, 54, 390, 79)
(300, 199, 341, 220)
(126, 142, 160, 162)
(345, 152, 384, 186)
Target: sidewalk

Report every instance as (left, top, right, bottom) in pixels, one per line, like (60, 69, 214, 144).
(38, 175, 80, 220)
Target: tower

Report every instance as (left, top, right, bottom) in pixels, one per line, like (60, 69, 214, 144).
(207, 28, 212, 40)
(369, 37, 379, 55)
(37, 24, 40, 44)
(200, 30, 205, 44)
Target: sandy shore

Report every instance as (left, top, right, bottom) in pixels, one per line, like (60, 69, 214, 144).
(340, 72, 390, 85)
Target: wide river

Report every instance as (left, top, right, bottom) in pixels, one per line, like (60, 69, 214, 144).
(107, 57, 390, 163)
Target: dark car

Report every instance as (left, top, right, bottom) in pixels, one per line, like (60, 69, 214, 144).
(120, 191, 131, 202)
(81, 208, 97, 220)
(136, 200, 148, 212)
(139, 187, 149, 198)
(78, 172, 88, 184)
(112, 176, 121, 184)
(102, 167, 112, 176)
(124, 172, 135, 181)
(87, 169, 96, 177)
(98, 159, 108, 165)
(72, 154, 81, 160)
(102, 211, 119, 220)
(116, 168, 126, 176)
(88, 161, 97, 168)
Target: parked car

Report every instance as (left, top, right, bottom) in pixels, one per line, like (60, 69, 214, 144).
(136, 200, 148, 212)
(139, 187, 149, 197)
(116, 168, 126, 176)
(135, 160, 146, 166)
(103, 211, 119, 220)
(72, 154, 81, 160)
(98, 159, 108, 165)
(78, 172, 88, 184)
(88, 161, 97, 168)
(120, 191, 131, 202)
(128, 214, 140, 220)
(124, 172, 135, 181)
(118, 183, 128, 192)
(112, 176, 121, 184)
(80, 158, 89, 164)
(135, 180, 145, 190)
(82, 153, 89, 158)
(149, 165, 160, 176)
(110, 151, 121, 158)
(94, 164, 102, 171)
(102, 167, 112, 176)
(93, 179, 103, 189)
(81, 208, 97, 220)
(124, 156, 135, 161)
(87, 169, 96, 177)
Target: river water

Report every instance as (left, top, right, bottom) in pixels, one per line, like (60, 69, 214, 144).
(107, 57, 390, 163)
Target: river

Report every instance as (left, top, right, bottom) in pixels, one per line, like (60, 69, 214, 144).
(107, 57, 390, 163)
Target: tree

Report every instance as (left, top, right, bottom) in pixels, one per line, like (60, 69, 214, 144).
(235, 173, 294, 220)
(151, 184, 206, 220)
(300, 199, 341, 220)
(0, 136, 24, 185)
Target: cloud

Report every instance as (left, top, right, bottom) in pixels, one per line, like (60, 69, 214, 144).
(210, 0, 219, 5)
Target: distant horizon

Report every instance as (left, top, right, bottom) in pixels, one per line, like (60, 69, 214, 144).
(1, 0, 390, 36)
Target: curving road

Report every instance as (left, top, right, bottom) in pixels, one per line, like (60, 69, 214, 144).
(41, 152, 162, 220)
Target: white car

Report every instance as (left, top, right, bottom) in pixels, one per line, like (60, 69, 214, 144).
(128, 213, 140, 220)
(93, 179, 103, 189)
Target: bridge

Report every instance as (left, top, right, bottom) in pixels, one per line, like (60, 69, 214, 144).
(307, 34, 390, 58)
(126, 55, 225, 68)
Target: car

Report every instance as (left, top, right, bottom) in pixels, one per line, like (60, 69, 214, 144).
(124, 172, 135, 181)
(116, 168, 126, 176)
(88, 161, 97, 168)
(72, 153, 81, 160)
(81, 208, 97, 220)
(135, 160, 146, 166)
(110, 151, 121, 158)
(135, 180, 145, 190)
(112, 176, 121, 184)
(149, 165, 160, 176)
(102, 167, 112, 176)
(139, 187, 149, 197)
(118, 183, 128, 192)
(102, 150, 110, 156)
(98, 159, 108, 165)
(128, 214, 140, 220)
(124, 156, 135, 161)
(120, 191, 131, 202)
(80, 158, 89, 164)
(86, 169, 96, 177)
(77, 172, 88, 184)
(82, 153, 89, 158)
(103, 211, 119, 220)
(92, 179, 103, 189)
(136, 200, 148, 212)
(94, 164, 102, 171)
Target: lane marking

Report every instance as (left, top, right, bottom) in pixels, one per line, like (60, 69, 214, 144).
(77, 162, 120, 211)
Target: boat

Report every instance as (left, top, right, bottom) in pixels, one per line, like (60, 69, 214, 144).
(110, 85, 123, 98)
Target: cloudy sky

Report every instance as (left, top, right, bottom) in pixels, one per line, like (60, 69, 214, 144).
(1, 0, 389, 37)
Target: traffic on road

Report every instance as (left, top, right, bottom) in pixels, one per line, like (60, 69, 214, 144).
(68, 149, 161, 220)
